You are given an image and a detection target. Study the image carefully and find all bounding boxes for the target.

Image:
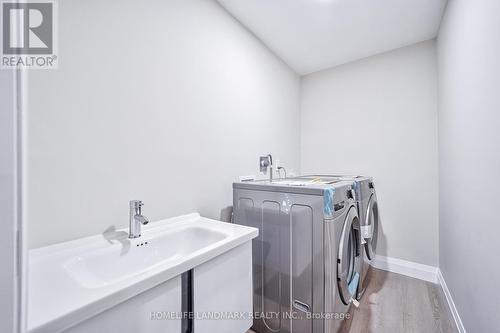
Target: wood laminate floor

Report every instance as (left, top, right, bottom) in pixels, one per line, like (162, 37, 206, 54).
(247, 268, 457, 333)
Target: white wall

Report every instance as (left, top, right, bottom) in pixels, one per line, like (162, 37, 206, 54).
(438, 0, 500, 331)
(26, 0, 300, 248)
(301, 41, 439, 266)
(0, 70, 18, 332)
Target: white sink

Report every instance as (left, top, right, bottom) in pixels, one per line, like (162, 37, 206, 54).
(64, 226, 228, 288)
(28, 213, 258, 333)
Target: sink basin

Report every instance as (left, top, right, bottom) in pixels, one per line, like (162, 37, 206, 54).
(28, 213, 258, 333)
(64, 226, 228, 288)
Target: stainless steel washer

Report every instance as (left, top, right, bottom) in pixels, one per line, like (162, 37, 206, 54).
(233, 178, 362, 333)
(298, 175, 380, 299)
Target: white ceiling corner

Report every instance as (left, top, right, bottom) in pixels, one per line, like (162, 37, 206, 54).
(218, 0, 447, 75)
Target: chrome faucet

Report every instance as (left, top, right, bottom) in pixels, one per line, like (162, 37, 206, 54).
(129, 200, 149, 239)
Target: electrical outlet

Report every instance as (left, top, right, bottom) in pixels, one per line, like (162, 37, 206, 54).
(259, 156, 270, 173)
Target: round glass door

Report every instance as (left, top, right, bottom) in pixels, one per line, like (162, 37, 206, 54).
(337, 206, 360, 305)
(365, 194, 379, 261)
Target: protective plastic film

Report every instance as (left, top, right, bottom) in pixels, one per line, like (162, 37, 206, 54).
(323, 187, 335, 219)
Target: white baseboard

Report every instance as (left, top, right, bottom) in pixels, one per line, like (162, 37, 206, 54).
(372, 255, 439, 283)
(437, 269, 466, 333)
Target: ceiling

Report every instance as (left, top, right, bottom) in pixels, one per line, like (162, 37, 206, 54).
(217, 0, 447, 75)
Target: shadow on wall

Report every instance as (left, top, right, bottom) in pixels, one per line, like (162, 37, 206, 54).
(374, 216, 387, 258)
(102, 226, 131, 256)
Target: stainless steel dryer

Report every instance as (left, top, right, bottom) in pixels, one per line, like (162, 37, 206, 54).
(298, 175, 380, 298)
(233, 178, 362, 333)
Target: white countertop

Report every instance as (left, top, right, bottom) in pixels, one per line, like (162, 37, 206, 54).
(28, 213, 258, 333)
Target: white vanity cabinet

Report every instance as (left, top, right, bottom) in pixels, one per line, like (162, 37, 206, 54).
(193, 242, 253, 333)
(66, 276, 182, 333)
(65, 242, 254, 333)
(28, 214, 258, 333)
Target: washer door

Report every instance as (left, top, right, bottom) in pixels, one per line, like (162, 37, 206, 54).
(337, 206, 361, 305)
(364, 194, 379, 261)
